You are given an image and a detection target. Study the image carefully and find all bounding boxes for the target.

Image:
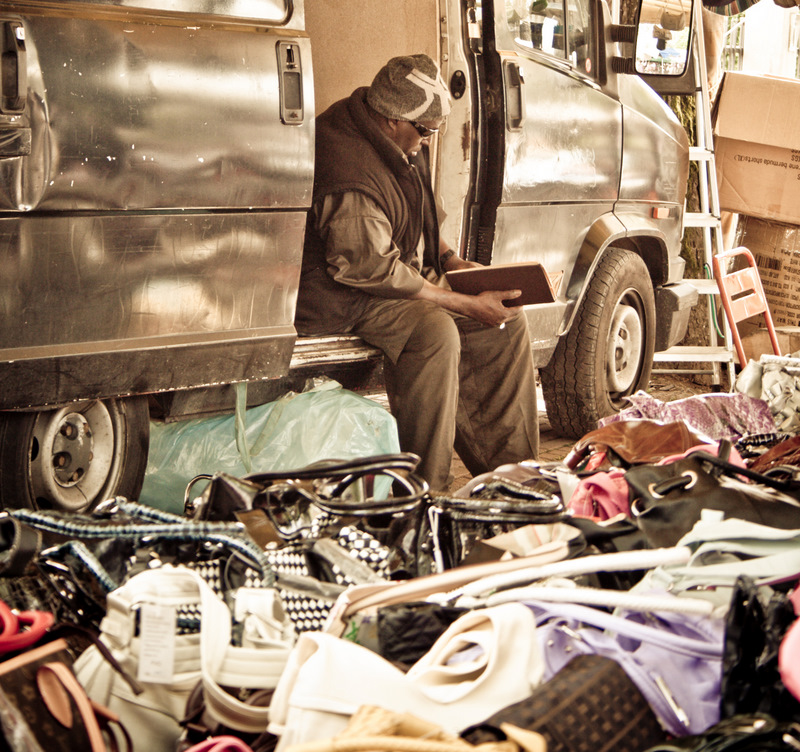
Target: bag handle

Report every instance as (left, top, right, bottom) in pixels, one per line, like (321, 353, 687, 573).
(245, 453, 422, 484)
(184, 736, 255, 752)
(439, 545, 692, 602)
(7, 503, 275, 588)
(524, 600, 723, 658)
(0, 605, 54, 654)
(687, 449, 800, 496)
(481, 584, 715, 616)
(37, 661, 133, 752)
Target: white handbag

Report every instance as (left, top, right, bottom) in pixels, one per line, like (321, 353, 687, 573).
(632, 516, 800, 609)
(75, 565, 295, 752)
(268, 602, 543, 751)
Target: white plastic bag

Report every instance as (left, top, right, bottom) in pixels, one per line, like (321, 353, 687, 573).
(139, 380, 399, 512)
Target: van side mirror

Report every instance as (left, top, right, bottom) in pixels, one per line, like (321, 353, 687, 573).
(634, 0, 691, 77)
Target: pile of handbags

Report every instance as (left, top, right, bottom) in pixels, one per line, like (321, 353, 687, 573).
(3, 391, 800, 752)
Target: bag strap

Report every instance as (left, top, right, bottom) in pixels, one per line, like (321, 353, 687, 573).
(524, 600, 723, 658)
(8, 506, 275, 587)
(37, 660, 131, 752)
(481, 584, 715, 616)
(688, 449, 800, 496)
(440, 545, 691, 602)
(327, 539, 573, 631)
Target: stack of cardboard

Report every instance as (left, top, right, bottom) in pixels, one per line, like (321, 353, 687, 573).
(713, 71, 800, 361)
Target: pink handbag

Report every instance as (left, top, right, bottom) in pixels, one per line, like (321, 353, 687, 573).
(184, 736, 254, 752)
(567, 468, 629, 520)
(779, 585, 800, 702)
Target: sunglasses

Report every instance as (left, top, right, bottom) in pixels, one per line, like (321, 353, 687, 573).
(409, 120, 439, 138)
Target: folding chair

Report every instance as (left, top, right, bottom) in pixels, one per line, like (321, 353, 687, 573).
(712, 246, 781, 368)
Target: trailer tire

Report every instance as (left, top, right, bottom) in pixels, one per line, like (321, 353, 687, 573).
(540, 248, 655, 439)
(0, 396, 150, 512)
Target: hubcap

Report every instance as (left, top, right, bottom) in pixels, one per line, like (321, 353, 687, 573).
(29, 401, 117, 512)
(607, 302, 643, 393)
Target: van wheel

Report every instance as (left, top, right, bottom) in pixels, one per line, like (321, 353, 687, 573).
(540, 248, 655, 439)
(0, 397, 150, 512)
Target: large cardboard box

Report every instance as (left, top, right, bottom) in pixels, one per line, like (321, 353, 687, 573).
(737, 214, 800, 328)
(713, 72, 800, 225)
(739, 321, 800, 363)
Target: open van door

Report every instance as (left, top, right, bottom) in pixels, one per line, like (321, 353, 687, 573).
(463, 0, 623, 273)
(440, 0, 691, 438)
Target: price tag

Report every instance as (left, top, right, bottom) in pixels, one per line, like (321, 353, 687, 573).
(137, 603, 177, 684)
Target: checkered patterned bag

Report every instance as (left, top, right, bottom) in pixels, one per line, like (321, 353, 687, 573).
(186, 454, 431, 632)
(264, 517, 392, 633)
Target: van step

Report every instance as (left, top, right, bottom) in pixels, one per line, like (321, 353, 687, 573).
(290, 335, 382, 369)
(653, 345, 736, 363)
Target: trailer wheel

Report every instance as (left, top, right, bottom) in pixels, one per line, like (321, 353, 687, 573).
(540, 248, 655, 439)
(0, 396, 150, 512)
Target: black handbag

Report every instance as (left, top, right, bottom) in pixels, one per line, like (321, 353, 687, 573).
(625, 447, 800, 548)
(186, 454, 431, 631)
(721, 576, 800, 724)
(462, 654, 668, 752)
(643, 714, 800, 751)
(423, 476, 570, 571)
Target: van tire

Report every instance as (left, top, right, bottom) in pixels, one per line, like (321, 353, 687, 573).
(540, 248, 655, 439)
(0, 396, 150, 512)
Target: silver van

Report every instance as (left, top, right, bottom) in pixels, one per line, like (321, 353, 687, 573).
(0, 0, 695, 510)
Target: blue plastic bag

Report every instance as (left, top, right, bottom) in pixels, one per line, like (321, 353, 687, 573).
(138, 380, 399, 513)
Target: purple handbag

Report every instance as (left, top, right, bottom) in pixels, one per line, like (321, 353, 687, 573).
(528, 599, 725, 737)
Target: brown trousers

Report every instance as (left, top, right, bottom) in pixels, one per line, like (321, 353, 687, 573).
(353, 298, 539, 491)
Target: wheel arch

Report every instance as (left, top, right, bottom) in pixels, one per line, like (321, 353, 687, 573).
(559, 212, 672, 338)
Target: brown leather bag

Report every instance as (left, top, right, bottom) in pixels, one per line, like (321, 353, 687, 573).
(565, 419, 712, 471)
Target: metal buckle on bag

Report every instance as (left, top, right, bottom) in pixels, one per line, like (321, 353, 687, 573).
(646, 470, 699, 500)
(93, 496, 125, 517)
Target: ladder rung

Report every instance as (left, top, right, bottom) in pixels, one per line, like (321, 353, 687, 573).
(681, 278, 720, 296)
(689, 147, 713, 161)
(653, 345, 735, 363)
(683, 212, 721, 228)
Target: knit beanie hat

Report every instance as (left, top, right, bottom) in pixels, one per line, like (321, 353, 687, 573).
(367, 54, 451, 122)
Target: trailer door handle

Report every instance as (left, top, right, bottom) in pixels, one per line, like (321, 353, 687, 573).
(2, 21, 26, 112)
(504, 61, 525, 131)
(0, 20, 30, 158)
(277, 41, 304, 125)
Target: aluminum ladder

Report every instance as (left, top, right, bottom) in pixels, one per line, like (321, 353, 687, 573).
(651, 0, 736, 389)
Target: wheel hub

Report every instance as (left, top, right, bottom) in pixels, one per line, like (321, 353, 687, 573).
(30, 401, 116, 512)
(607, 303, 643, 393)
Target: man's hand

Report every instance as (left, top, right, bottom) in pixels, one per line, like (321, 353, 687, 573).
(442, 254, 483, 272)
(411, 280, 522, 327)
(466, 289, 523, 327)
